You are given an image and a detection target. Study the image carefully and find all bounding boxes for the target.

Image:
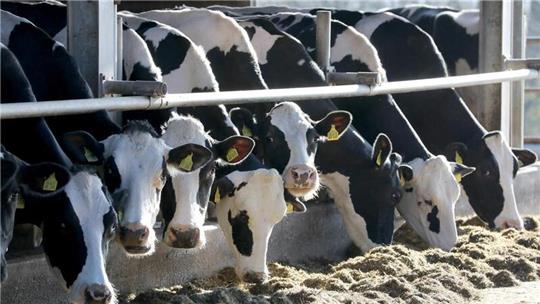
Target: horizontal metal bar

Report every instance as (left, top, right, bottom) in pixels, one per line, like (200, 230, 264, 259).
(527, 36, 540, 44)
(525, 87, 540, 92)
(1, 68, 538, 119)
(524, 136, 540, 144)
(505, 58, 540, 69)
(102, 80, 168, 96)
(327, 72, 381, 86)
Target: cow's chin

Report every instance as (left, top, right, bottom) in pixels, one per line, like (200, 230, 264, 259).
(285, 183, 319, 200)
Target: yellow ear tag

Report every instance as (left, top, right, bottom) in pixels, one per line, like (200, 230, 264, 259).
(42, 173, 58, 192)
(214, 187, 221, 203)
(17, 196, 25, 209)
(455, 151, 463, 165)
(327, 124, 339, 141)
(84, 147, 98, 162)
(179, 153, 194, 171)
(242, 125, 253, 137)
(287, 203, 294, 214)
(376, 150, 383, 166)
(226, 148, 239, 162)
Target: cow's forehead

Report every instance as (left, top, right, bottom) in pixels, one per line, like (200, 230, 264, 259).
(162, 114, 209, 147)
(64, 171, 111, 222)
(268, 103, 311, 132)
(104, 132, 167, 173)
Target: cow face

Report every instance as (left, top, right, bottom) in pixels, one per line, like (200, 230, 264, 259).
(446, 131, 537, 229)
(211, 169, 287, 283)
(17, 166, 117, 304)
(397, 156, 475, 250)
(161, 114, 254, 249)
(320, 134, 403, 252)
(231, 102, 351, 199)
(62, 121, 210, 256)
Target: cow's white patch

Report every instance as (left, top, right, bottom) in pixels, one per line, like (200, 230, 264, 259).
(440, 10, 479, 35)
(162, 113, 212, 247)
(101, 129, 168, 253)
(484, 133, 524, 229)
(122, 27, 163, 82)
(216, 169, 286, 279)
(331, 26, 386, 79)
(240, 21, 281, 65)
(454, 58, 477, 76)
(354, 12, 395, 40)
(53, 27, 67, 45)
(399, 4, 423, 18)
(297, 59, 305, 66)
(62, 172, 115, 304)
(321, 172, 378, 253)
(397, 156, 460, 251)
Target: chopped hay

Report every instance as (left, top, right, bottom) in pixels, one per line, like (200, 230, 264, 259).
(120, 216, 540, 304)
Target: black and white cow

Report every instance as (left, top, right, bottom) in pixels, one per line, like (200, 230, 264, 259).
(0, 43, 117, 304)
(329, 10, 537, 229)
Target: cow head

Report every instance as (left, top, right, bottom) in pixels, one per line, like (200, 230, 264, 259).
(230, 102, 351, 199)
(445, 131, 537, 229)
(397, 155, 475, 250)
(16, 164, 117, 304)
(320, 133, 404, 252)
(210, 168, 288, 283)
(62, 121, 209, 256)
(161, 114, 254, 249)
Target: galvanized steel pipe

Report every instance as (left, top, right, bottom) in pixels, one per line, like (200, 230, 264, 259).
(1, 69, 538, 119)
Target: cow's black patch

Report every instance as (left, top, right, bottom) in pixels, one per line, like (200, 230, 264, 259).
(146, 32, 190, 75)
(104, 156, 121, 194)
(243, 26, 256, 40)
(135, 21, 157, 36)
(228, 210, 253, 256)
(427, 205, 440, 233)
(260, 124, 290, 174)
(127, 62, 160, 82)
(331, 55, 371, 73)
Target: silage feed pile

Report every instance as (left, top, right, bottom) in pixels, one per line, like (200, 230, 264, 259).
(120, 216, 540, 304)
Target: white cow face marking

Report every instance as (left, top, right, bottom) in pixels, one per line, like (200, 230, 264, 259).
(262, 102, 351, 200)
(397, 156, 472, 251)
(101, 123, 169, 256)
(60, 171, 117, 304)
(214, 169, 287, 283)
(161, 114, 211, 249)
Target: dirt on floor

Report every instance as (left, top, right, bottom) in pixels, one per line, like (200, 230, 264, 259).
(119, 216, 540, 304)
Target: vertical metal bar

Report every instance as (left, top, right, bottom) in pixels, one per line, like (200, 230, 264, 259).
(511, 0, 525, 148)
(117, 16, 123, 81)
(316, 10, 331, 79)
(479, 0, 504, 132)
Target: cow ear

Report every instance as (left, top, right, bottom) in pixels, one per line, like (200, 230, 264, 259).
(449, 162, 475, 183)
(284, 189, 307, 214)
(209, 177, 235, 205)
(444, 142, 468, 165)
(61, 131, 104, 165)
(167, 144, 213, 173)
(398, 165, 414, 186)
(372, 133, 392, 167)
(315, 111, 352, 142)
(229, 107, 257, 138)
(512, 148, 537, 168)
(213, 136, 255, 164)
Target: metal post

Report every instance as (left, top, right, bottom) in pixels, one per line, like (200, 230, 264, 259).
(67, 0, 117, 97)
(479, 0, 505, 132)
(510, 0, 525, 148)
(316, 11, 331, 78)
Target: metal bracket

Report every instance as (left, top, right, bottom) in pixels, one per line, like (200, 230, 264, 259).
(101, 80, 168, 97)
(504, 57, 540, 70)
(327, 72, 381, 86)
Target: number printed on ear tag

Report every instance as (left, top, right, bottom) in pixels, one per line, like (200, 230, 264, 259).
(327, 124, 339, 141)
(226, 148, 239, 162)
(42, 173, 58, 192)
(84, 147, 98, 162)
(179, 153, 194, 171)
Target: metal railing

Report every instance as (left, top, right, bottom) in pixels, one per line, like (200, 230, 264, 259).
(1, 68, 538, 119)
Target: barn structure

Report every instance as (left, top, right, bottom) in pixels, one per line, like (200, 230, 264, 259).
(1, 1, 539, 303)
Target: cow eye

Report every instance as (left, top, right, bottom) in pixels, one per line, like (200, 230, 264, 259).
(266, 136, 274, 143)
(484, 170, 491, 176)
(391, 191, 401, 205)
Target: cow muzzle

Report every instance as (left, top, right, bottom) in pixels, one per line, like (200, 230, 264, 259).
(84, 284, 112, 304)
(118, 223, 152, 254)
(283, 164, 318, 197)
(164, 226, 201, 249)
(242, 271, 268, 284)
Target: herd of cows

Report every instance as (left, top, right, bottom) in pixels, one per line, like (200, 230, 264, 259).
(1, 1, 538, 304)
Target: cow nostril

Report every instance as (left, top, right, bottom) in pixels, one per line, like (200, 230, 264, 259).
(85, 284, 111, 303)
(292, 171, 299, 179)
(139, 227, 149, 241)
(308, 170, 316, 179)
